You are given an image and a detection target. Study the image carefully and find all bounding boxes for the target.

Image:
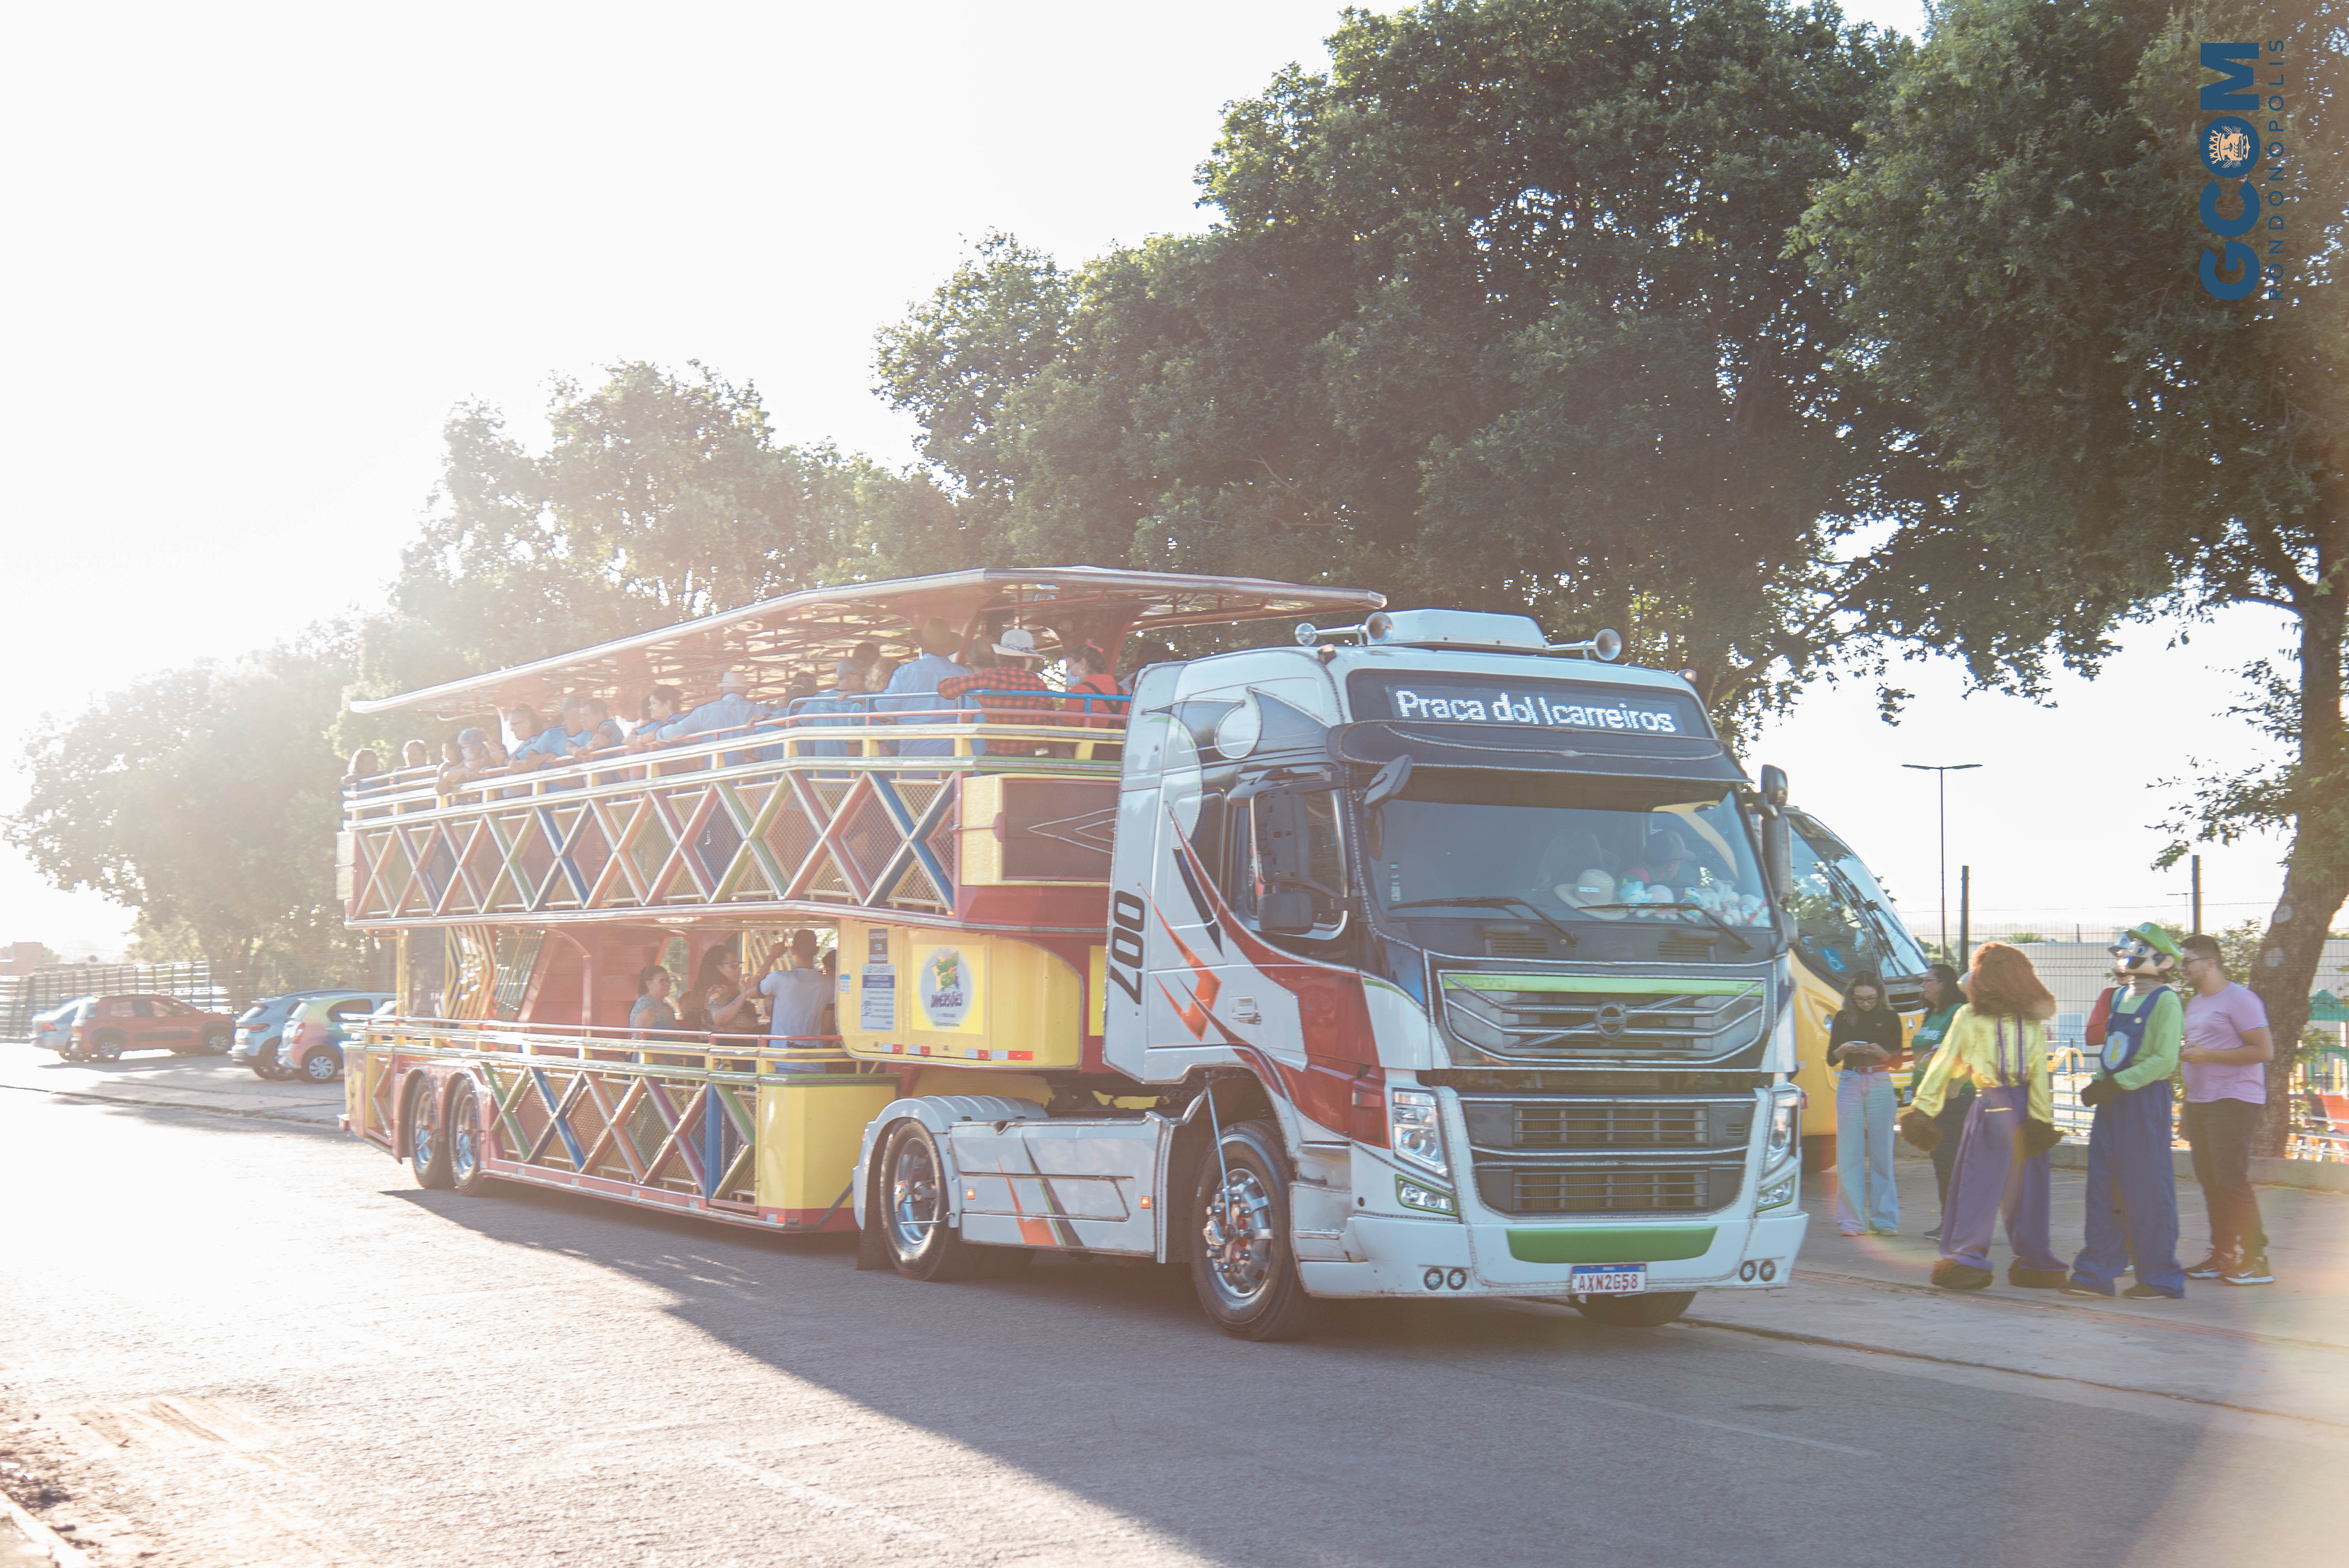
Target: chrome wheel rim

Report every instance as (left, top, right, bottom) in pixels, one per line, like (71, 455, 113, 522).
(450, 1091, 481, 1181)
(411, 1105, 436, 1173)
(889, 1137, 941, 1253)
(304, 1054, 337, 1082)
(1201, 1163, 1278, 1308)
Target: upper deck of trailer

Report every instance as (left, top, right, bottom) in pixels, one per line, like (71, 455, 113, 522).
(339, 568, 1385, 934)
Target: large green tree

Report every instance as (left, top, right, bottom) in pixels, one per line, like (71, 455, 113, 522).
(1799, 0, 2346, 1151)
(357, 361, 962, 733)
(879, 0, 1968, 731)
(5, 642, 362, 992)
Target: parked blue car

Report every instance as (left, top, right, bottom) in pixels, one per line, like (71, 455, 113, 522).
(232, 991, 353, 1080)
(29, 997, 94, 1054)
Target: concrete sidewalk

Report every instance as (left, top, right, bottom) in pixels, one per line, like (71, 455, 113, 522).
(1692, 1153, 2349, 1426)
(0, 1041, 344, 1126)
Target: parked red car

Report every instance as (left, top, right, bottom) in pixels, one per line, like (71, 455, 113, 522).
(66, 994, 235, 1060)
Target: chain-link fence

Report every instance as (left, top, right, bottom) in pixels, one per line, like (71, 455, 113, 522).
(0, 961, 241, 1037)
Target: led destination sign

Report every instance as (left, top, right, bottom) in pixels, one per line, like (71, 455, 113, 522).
(1346, 672, 1705, 739)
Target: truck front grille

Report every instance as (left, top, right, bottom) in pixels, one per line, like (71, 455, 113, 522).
(1475, 1163, 1743, 1215)
(1437, 974, 1768, 1066)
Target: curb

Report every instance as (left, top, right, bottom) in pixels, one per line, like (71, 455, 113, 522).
(2, 1492, 90, 1568)
(0, 1080, 344, 1131)
(1680, 1313, 2349, 1431)
(2046, 1140, 2349, 1194)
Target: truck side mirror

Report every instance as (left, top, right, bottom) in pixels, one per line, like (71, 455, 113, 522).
(1759, 764, 1789, 808)
(1259, 889, 1317, 934)
(1763, 809, 1793, 906)
(1256, 789, 1310, 884)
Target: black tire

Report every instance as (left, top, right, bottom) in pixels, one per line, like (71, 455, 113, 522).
(1575, 1290, 1696, 1328)
(408, 1079, 453, 1190)
(201, 1028, 231, 1056)
(878, 1120, 988, 1282)
(299, 1049, 341, 1084)
(1189, 1118, 1318, 1342)
(92, 1034, 125, 1062)
(1799, 1133, 1834, 1174)
(248, 1064, 276, 1080)
(447, 1078, 493, 1196)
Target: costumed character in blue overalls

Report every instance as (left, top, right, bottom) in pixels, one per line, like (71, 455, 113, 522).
(2065, 923, 2187, 1299)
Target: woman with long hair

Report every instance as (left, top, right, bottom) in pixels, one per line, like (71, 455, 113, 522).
(1908, 962, 1968, 1240)
(1827, 975, 1906, 1236)
(1901, 943, 2067, 1290)
(693, 944, 759, 1039)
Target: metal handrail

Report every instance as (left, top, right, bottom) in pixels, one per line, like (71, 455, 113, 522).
(343, 705, 1130, 822)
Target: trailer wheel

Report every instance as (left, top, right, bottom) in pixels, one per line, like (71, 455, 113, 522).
(447, 1078, 494, 1196)
(879, 1120, 986, 1282)
(1574, 1290, 1695, 1328)
(408, 1080, 453, 1190)
(1190, 1118, 1317, 1342)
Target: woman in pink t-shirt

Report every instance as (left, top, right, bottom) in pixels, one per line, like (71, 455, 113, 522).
(2176, 934, 2275, 1285)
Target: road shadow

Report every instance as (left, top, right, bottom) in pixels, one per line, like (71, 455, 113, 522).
(377, 1178, 2249, 1568)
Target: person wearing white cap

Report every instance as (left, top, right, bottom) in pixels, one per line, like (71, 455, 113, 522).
(938, 625, 1059, 755)
(665, 670, 771, 764)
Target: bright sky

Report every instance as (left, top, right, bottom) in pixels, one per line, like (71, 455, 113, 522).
(0, 0, 2287, 962)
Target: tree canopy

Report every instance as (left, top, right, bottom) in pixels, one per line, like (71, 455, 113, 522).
(1799, 0, 2345, 1148)
(878, 0, 1952, 731)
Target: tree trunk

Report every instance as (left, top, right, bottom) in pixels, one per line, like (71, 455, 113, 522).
(2244, 535, 2349, 1157)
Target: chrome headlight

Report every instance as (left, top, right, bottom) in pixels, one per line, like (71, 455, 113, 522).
(1767, 1096, 1798, 1163)
(1397, 1176, 1457, 1215)
(1758, 1174, 1798, 1210)
(1388, 1088, 1448, 1177)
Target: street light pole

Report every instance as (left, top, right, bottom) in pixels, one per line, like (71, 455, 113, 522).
(1902, 762, 1982, 961)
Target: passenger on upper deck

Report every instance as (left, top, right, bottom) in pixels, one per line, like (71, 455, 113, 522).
(796, 659, 868, 759)
(562, 695, 624, 756)
(401, 739, 431, 770)
(627, 686, 684, 751)
(505, 704, 565, 772)
(879, 618, 966, 757)
(341, 748, 382, 788)
(435, 727, 494, 794)
(669, 670, 768, 741)
(1063, 643, 1127, 722)
(938, 627, 1058, 754)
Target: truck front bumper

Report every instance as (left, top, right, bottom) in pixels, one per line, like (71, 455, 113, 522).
(1297, 1210, 1809, 1299)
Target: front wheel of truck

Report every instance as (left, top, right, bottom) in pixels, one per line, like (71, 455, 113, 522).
(1190, 1119, 1317, 1342)
(1574, 1290, 1695, 1328)
(880, 1120, 987, 1282)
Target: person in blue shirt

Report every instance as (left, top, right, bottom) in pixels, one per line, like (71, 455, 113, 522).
(879, 619, 968, 757)
(563, 695, 624, 756)
(505, 704, 569, 772)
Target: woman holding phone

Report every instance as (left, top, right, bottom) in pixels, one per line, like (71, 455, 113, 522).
(1829, 976, 1905, 1236)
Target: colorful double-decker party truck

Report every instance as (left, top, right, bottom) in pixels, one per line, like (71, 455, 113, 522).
(339, 567, 1826, 1339)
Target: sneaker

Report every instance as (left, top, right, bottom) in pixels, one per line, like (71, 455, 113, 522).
(2184, 1252, 2232, 1280)
(2222, 1255, 2275, 1286)
(2122, 1283, 2182, 1300)
(1923, 1225, 1943, 1242)
(2059, 1281, 2112, 1298)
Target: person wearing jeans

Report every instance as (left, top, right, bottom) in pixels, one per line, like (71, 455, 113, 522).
(2177, 934, 2275, 1285)
(1830, 979, 1904, 1235)
(1907, 963, 1969, 1240)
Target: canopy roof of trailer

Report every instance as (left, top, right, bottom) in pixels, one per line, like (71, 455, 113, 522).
(351, 565, 1386, 720)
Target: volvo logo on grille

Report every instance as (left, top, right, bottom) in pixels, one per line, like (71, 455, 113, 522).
(1595, 1003, 1629, 1038)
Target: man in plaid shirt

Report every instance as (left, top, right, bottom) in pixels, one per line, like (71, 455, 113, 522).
(937, 626, 1059, 754)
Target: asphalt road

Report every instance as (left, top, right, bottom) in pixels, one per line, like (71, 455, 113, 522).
(2, 1069, 2344, 1567)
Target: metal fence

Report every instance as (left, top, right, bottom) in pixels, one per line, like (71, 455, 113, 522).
(0, 962, 238, 1037)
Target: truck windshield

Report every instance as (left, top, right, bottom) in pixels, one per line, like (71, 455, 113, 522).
(1788, 813, 1930, 984)
(1366, 776, 1773, 931)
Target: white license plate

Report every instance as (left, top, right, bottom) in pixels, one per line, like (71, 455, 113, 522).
(1571, 1264, 1647, 1296)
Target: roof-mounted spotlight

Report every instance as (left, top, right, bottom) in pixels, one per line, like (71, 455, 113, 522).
(1548, 628, 1623, 661)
